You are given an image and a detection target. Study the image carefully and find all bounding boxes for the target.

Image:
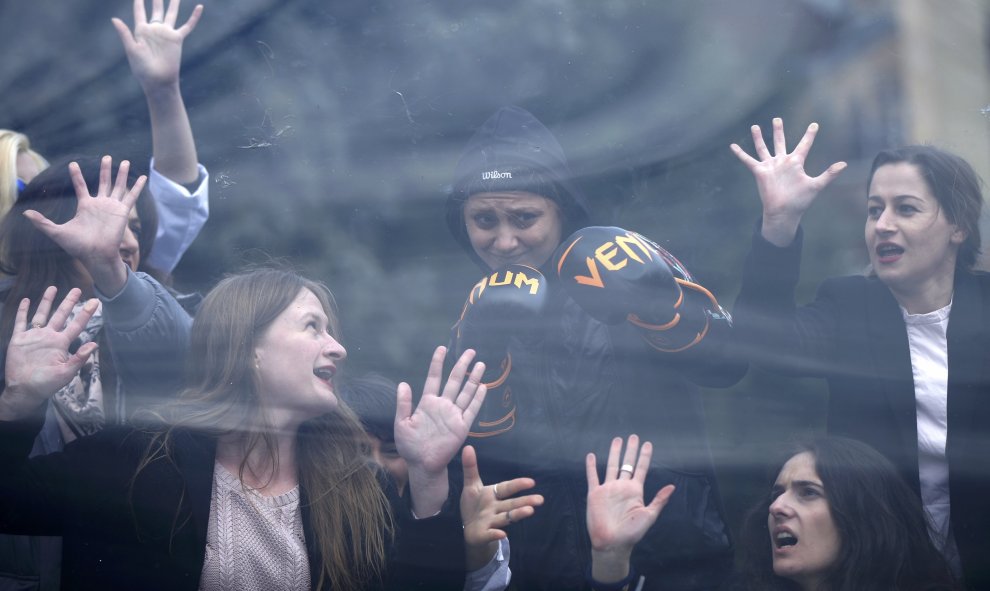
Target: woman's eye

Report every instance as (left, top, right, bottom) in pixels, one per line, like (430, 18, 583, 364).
(897, 205, 918, 215)
(867, 206, 882, 219)
(471, 213, 497, 229)
(799, 487, 821, 499)
(512, 212, 539, 228)
(130, 225, 143, 239)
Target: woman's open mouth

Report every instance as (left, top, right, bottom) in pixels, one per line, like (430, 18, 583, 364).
(774, 530, 798, 549)
(875, 243, 904, 264)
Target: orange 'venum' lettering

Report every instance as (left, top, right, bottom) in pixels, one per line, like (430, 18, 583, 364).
(614, 233, 653, 263)
(595, 241, 626, 271)
(575, 231, 655, 288)
(513, 271, 541, 295)
(469, 277, 488, 303)
(489, 270, 513, 287)
(596, 232, 654, 272)
(575, 256, 605, 288)
(471, 270, 542, 301)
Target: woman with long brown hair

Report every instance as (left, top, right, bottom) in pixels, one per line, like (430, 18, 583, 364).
(0, 161, 487, 590)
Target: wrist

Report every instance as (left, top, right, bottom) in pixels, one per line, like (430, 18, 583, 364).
(591, 547, 634, 584)
(86, 259, 129, 299)
(760, 213, 801, 248)
(141, 79, 182, 101)
(465, 539, 499, 572)
(0, 386, 43, 421)
(588, 555, 637, 591)
(405, 458, 447, 481)
(407, 466, 449, 517)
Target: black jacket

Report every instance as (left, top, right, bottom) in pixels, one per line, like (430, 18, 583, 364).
(0, 409, 466, 591)
(734, 227, 990, 590)
(446, 107, 744, 590)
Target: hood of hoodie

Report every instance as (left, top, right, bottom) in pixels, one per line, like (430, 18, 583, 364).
(446, 106, 592, 271)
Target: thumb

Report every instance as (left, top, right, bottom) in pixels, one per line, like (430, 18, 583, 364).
(394, 382, 413, 426)
(461, 445, 481, 487)
(72, 343, 99, 368)
(647, 484, 676, 518)
(110, 17, 137, 50)
(23, 210, 59, 238)
(813, 161, 847, 189)
(176, 4, 204, 37)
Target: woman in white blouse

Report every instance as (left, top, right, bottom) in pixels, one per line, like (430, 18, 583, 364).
(731, 118, 990, 588)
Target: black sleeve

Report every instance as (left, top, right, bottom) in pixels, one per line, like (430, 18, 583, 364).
(384, 472, 467, 591)
(639, 271, 748, 389)
(0, 412, 138, 537)
(733, 223, 840, 378)
(669, 298, 749, 389)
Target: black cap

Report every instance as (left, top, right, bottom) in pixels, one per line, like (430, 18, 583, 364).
(446, 106, 591, 270)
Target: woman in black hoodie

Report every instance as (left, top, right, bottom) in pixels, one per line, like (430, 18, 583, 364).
(444, 106, 745, 590)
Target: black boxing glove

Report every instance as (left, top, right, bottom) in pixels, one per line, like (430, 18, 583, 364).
(554, 226, 731, 352)
(452, 264, 548, 437)
(553, 226, 682, 325)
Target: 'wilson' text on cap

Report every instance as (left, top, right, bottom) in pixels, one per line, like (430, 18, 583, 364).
(482, 170, 513, 180)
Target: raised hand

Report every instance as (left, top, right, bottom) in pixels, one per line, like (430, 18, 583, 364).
(460, 445, 543, 570)
(0, 287, 99, 420)
(586, 435, 675, 584)
(24, 157, 147, 296)
(395, 346, 487, 516)
(730, 118, 846, 247)
(112, 0, 203, 91)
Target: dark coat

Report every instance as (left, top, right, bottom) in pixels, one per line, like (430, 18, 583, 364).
(478, 284, 741, 591)
(0, 270, 194, 591)
(734, 228, 990, 590)
(446, 106, 744, 590)
(0, 409, 466, 591)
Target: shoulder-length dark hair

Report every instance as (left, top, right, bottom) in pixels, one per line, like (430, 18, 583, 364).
(736, 436, 959, 591)
(0, 155, 159, 362)
(868, 145, 983, 271)
(142, 267, 391, 591)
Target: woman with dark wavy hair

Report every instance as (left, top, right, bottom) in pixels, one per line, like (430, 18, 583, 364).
(733, 437, 958, 591)
(730, 119, 990, 588)
(586, 435, 958, 591)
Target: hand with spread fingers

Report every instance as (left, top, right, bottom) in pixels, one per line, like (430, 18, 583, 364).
(395, 346, 487, 517)
(113, 0, 203, 187)
(586, 435, 675, 585)
(0, 287, 100, 420)
(729, 118, 847, 247)
(24, 157, 147, 297)
(112, 0, 203, 92)
(460, 445, 543, 570)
